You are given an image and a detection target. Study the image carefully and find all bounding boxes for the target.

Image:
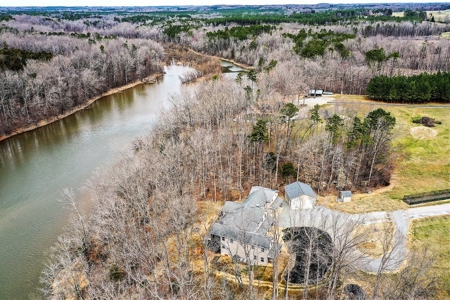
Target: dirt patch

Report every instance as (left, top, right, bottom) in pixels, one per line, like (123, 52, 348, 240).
(355, 222, 394, 258)
(410, 126, 437, 140)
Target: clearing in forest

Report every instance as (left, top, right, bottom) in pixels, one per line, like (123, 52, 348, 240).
(321, 95, 450, 213)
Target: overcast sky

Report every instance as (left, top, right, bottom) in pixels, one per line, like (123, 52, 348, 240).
(2, 0, 449, 7)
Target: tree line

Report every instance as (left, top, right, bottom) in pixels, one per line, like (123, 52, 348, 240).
(367, 72, 450, 103)
(0, 33, 164, 136)
(0, 46, 53, 71)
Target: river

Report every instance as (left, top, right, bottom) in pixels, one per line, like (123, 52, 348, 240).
(0, 63, 214, 299)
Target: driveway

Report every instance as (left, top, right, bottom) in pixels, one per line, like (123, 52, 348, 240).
(278, 201, 450, 273)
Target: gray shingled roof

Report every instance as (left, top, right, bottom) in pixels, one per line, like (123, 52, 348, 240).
(285, 181, 317, 199)
(208, 186, 283, 249)
(340, 191, 352, 198)
(271, 197, 283, 209)
(222, 201, 240, 212)
(268, 244, 283, 259)
(209, 223, 272, 249)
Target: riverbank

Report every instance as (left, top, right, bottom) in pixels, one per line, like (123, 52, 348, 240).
(187, 48, 254, 70)
(0, 73, 163, 143)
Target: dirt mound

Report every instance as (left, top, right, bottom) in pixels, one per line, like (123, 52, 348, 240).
(410, 126, 437, 140)
(412, 116, 441, 127)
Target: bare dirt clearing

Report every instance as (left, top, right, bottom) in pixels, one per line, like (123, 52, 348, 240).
(410, 126, 438, 139)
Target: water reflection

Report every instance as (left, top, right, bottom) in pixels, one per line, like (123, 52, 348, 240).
(0, 64, 195, 299)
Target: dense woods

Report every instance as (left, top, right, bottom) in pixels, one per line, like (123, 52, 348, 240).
(2, 4, 450, 137)
(0, 4, 449, 298)
(367, 72, 450, 103)
(0, 33, 164, 136)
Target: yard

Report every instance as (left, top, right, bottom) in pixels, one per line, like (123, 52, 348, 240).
(427, 10, 450, 22)
(320, 95, 450, 213)
(411, 215, 450, 298)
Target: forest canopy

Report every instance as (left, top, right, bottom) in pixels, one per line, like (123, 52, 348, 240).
(0, 47, 53, 71)
(366, 72, 450, 103)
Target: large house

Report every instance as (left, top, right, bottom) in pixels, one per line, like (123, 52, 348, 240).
(285, 181, 317, 209)
(208, 186, 283, 266)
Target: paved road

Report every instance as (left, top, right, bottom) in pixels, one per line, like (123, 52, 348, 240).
(328, 101, 450, 109)
(278, 201, 450, 273)
(407, 203, 450, 219)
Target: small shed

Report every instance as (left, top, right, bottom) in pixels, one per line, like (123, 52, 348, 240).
(308, 89, 323, 97)
(285, 181, 317, 209)
(337, 191, 352, 203)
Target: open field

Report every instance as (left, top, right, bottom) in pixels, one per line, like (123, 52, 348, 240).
(442, 32, 450, 39)
(427, 10, 450, 22)
(393, 10, 450, 23)
(393, 10, 450, 22)
(411, 215, 450, 297)
(322, 94, 450, 213)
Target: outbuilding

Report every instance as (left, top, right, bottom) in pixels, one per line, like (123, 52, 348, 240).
(284, 181, 317, 209)
(308, 89, 323, 97)
(337, 191, 353, 202)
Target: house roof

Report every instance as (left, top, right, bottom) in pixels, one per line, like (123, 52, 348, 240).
(209, 223, 272, 249)
(268, 244, 283, 259)
(208, 186, 282, 248)
(285, 181, 317, 199)
(340, 191, 352, 198)
(308, 89, 323, 95)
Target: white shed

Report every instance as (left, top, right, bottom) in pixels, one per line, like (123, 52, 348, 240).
(308, 89, 323, 97)
(338, 191, 352, 202)
(285, 181, 317, 209)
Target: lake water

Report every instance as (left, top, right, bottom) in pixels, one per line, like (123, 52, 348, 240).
(0, 64, 199, 299)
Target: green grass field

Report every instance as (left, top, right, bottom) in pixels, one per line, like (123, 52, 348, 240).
(393, 10, 450, 23)
(324, 95, 450, 213)
(411, 216, 450, 297)
(427, 10, 450, 22)
(388, 106, 450, 199)
(441, 32, 450, 39)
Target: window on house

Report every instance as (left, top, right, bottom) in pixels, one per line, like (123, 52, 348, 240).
(221, 237, 225, 241)
(260, 257, 264, 263)
(222, 245, 225, 249)
(251, 245, 255, 249)
(253, 255, 257, 260)
(230, 239, 233, 244)
(261, 247, 265, 252)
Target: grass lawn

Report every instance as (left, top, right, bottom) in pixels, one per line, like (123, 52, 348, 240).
(442, 32, 450, 39)
(427, 10, 450, 22)
(411, 216, 450, 298)
(321, 95, 450, 213)
(386, 106, 450, 199)
(394, 10, 450, 22)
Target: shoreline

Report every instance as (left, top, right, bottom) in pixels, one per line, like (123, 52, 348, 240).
(0, 73, 163, 143)
(187, 49, 254, 70)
